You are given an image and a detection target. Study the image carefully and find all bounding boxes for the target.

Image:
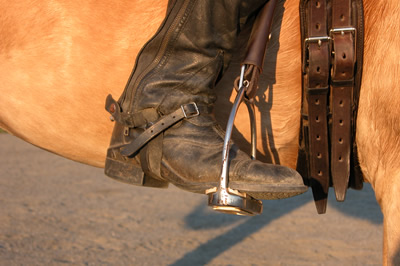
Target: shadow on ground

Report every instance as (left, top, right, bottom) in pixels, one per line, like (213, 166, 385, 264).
(172, 184, 382, 265)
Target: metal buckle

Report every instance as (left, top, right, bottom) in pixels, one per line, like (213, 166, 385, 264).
(181, 102, 199, 118)
(330, 27, 356, 36)
(304, 36, 331, 47)
(330, 27, 357, 63)
(302, 36, 331, 72)
(123, 127, 130, 136)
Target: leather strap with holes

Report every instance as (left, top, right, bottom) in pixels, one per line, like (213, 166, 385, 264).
(298, 0, 364, 214)
(300, 0, 331, 214)
(330, 0, 355, 201)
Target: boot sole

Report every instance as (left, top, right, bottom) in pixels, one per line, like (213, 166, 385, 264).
(105, 155, 307, 199)
(173, 181, 308, 200)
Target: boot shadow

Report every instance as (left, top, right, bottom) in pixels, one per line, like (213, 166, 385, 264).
(171, 192, 310, 266)
(171, 183, 381, 266)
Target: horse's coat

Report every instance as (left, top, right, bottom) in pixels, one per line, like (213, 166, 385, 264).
(1, 0, 399, 264)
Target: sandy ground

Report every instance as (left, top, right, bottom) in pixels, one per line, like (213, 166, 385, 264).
(0, 133, 383, 265)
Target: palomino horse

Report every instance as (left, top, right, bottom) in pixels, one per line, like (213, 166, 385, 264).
(1, 0, 399, 264)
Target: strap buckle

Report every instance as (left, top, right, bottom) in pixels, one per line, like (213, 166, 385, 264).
(330, 27, 357, 64)
(304, 36, 331, 47)
(302, 36, 331, 72)
(181, 102, 200, 118)
(330, 27, 356, 36)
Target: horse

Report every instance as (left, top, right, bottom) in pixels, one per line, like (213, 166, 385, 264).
(1, 0, 399, 264)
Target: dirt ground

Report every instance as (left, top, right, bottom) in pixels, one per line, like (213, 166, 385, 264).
(0, 134, 383, 265)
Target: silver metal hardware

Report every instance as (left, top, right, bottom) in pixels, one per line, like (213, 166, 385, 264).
(330, 27, 356, 36)
(123, 127, 130, 136)
(304, 36, 331, 47)
(330, 27, 357, 62)
(206, 65, 262, 216)
(181, 102, 200, 118)
(302, 36, 331, 72)
(246, 102, 257, 160)
(207, 187, 262, 216)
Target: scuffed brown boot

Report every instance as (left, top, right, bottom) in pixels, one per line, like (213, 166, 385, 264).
(105, 0, 307, 199)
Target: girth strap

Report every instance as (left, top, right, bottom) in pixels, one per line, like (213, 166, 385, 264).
(298, 0, 364, 214)
(303, 0, 331, 214)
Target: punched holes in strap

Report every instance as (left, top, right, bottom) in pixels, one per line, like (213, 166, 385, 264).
(120, 102, 200, 157)
(331, 86, 352, 201)
(330, 0, 356, 201)
(303, 0, 331, 214)
(307, 87, 330, 214)
(331, 28, 356, 81)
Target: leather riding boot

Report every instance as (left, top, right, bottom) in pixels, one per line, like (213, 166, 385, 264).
(105, 0, 307, 199)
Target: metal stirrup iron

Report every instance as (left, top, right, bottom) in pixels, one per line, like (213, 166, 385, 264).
(206, 0, 278, 216)
(207, 65, 262, 216)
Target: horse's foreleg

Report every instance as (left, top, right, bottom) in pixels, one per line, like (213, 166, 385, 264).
(379, 176, 400, 265)
(369, 169, 400, 265)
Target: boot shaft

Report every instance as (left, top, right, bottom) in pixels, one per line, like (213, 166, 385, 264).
(119, 0, 268, 116)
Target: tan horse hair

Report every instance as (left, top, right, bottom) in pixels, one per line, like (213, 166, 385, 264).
(1, 0, 400, 264)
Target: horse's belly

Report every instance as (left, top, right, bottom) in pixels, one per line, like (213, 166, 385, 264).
(0, 0, 167, 167)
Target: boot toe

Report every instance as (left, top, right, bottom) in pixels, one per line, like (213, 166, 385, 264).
(229, 159, 308, 199)
(161, 122, 308, 199)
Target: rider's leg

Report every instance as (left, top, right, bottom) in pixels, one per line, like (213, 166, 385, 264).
(105, 0, 307, 199)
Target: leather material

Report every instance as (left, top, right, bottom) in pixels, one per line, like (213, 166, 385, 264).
(120, 102, 200, 157)
(300, 0, 331, 214)
(118, 0, 268, 116)
(330, 0, 355, 201)
(234, 0, 278, 101)
(104, 0, 308, 199)
(242, 0, 278, 71)
(299, 0, 364, 213)
(349, 0, 364, 191)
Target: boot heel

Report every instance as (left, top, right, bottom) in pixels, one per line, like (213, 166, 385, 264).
(105, 156, 168, 188)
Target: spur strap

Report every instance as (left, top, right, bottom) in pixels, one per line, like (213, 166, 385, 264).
(299, 0, 364, 213)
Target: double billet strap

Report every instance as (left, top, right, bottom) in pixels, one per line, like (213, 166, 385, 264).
(105, 94, 200, 157)
(299, 0, 364, 213)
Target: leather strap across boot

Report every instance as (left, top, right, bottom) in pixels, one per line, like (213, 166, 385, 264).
(104, 0, 308, 200)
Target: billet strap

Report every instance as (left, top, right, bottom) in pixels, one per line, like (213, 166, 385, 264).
(330, 0, 355, 201)
(300, 0, 331, 214)
(299, 0, 364, 213)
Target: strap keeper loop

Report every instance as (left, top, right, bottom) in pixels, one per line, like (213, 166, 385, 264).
(306, 86, 329, 95)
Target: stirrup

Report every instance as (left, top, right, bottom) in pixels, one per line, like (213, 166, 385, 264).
(206, 65, 263, 216)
